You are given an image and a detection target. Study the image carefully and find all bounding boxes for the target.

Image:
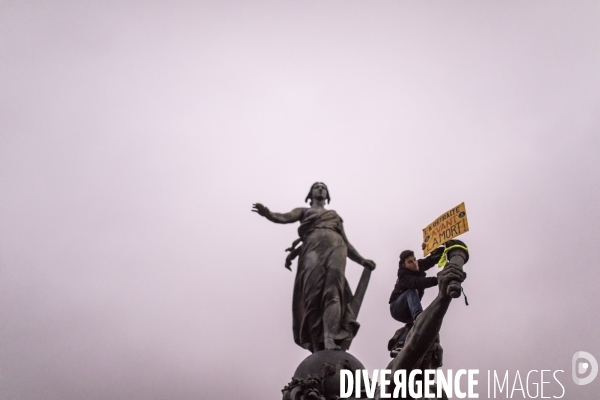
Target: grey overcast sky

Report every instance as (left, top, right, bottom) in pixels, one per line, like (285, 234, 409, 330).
(1, 1, 599, 399)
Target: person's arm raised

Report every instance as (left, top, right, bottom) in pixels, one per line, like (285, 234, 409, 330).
(252, 203, 304, 224)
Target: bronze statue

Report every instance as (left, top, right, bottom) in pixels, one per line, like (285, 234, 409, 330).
(253, 182, 376, 352)
(377, 241, 469, 399)
(280, 242, 469, 400)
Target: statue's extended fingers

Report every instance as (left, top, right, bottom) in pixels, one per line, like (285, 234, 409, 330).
(439, 268, 465, 279)
(438, 266, 456, 277)
(442, 265, 465, 277)
(442, 271, 466, 283)
(441, 266, 464, 276)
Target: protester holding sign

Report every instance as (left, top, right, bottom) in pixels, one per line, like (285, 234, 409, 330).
(387, 244, 445, 354)
(389, 244, 444, 322)
(387, 203, 470, 357)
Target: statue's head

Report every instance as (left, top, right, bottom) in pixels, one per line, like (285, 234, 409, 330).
(305, 182, 330, 205)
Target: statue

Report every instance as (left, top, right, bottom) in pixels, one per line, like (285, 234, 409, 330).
(279, 243, 469, 400)
(376, 240, 469, 399)
(252, 182, 376, 352)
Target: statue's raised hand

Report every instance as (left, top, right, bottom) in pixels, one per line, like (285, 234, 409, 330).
(252, 203, 270, 217)
(437, 263, 466, 299)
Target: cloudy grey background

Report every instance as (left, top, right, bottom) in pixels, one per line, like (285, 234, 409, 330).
(1, 1, 599, 399)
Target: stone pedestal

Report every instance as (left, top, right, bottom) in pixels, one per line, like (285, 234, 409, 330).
(282, 350, 366, 400)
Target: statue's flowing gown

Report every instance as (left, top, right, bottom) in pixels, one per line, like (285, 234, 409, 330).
(293, 209, 359, 352)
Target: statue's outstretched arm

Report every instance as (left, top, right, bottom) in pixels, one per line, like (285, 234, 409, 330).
(390, 263, 467, 374)
(252, 203, 305, 224)
(340, 225, 376, 270)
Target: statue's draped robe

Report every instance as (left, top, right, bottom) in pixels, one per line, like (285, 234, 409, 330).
(292, 210, 359, 352)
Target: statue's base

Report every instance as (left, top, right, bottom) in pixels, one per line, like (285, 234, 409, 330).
(282, 350, 366, 400)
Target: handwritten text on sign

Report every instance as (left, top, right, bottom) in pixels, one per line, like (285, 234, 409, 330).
(423, 202, 469, 256)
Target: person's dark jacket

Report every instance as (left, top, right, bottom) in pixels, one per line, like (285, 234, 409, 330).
(388, 248, 444, 304)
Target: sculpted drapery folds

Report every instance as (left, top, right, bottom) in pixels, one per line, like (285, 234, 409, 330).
(253, 182, 376, 352)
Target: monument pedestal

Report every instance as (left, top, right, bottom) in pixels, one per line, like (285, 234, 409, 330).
(282, 350, 366, 400)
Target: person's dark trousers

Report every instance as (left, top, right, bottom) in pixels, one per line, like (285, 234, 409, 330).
(390, 289, 423, 324)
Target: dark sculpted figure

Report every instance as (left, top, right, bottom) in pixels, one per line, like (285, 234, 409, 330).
(253, 182, 376, 353)
(377, 242, 469, 399)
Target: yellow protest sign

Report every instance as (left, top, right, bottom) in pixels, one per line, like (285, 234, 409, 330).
(423, 202, 469, 256)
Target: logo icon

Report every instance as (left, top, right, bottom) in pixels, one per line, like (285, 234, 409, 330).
(572, 351, 598, 385)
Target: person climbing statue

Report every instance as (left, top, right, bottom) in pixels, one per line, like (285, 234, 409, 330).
(388, 243, 444, 355)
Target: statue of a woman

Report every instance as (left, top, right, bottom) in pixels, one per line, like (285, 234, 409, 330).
(253, 182, 376, 352)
